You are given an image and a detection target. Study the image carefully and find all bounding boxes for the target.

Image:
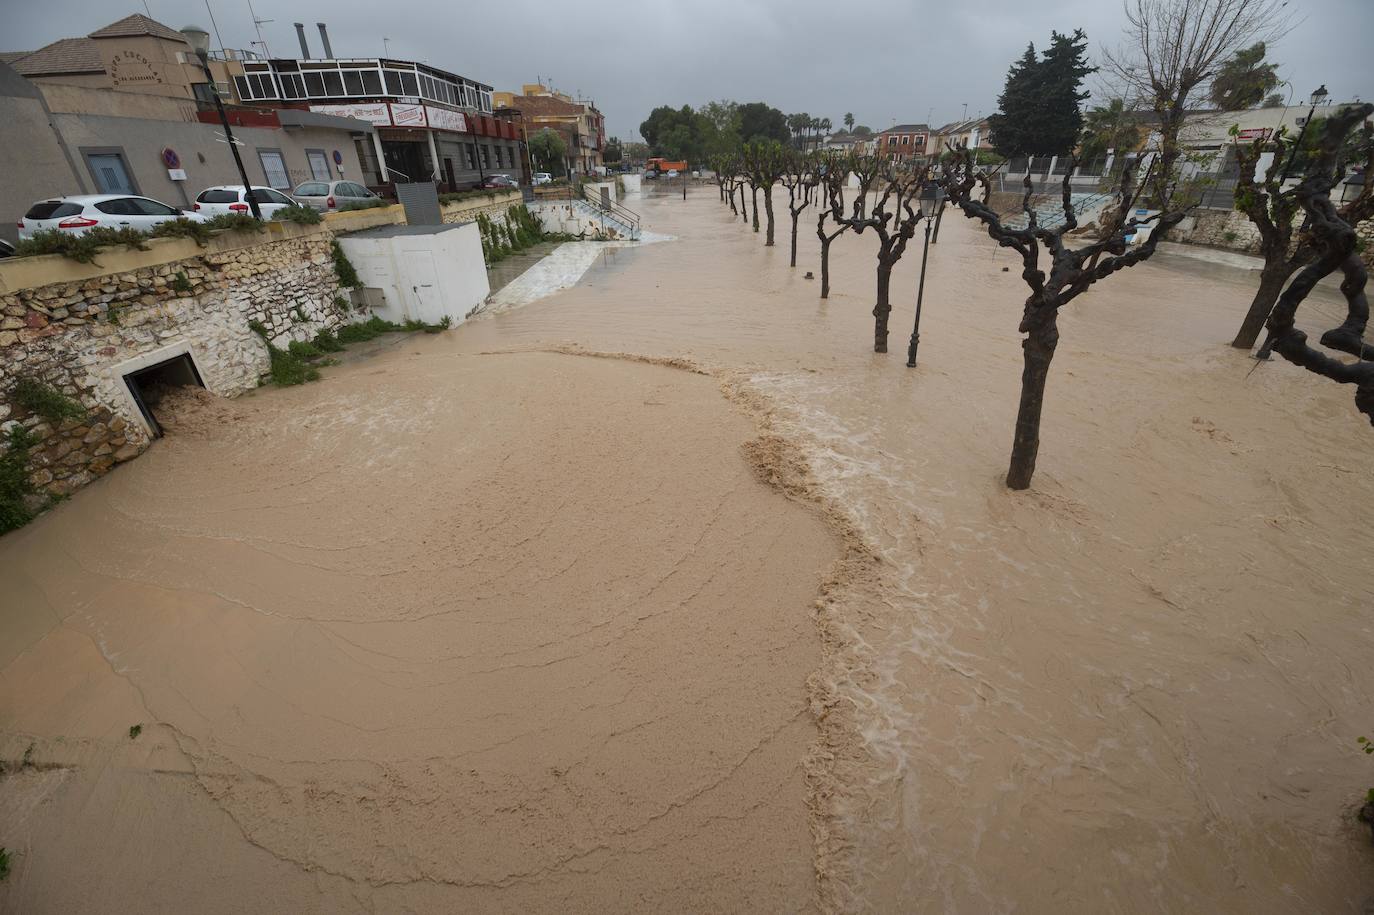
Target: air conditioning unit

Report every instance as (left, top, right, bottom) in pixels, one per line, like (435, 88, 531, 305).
(1295, 116, 1308, 126)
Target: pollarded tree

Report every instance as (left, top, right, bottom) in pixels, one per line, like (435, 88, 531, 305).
(745, 140, 788, 245)
(941, 143, 1191, 489)
(816, 153, 852, 299)
(1231, 114, 1374, 349)
(1257, 102, 1374, 420)
(780, 150, 820, 267)
(834, 156, 932, 352)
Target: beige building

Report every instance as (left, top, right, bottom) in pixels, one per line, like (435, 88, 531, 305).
(494, 84, 606, 175)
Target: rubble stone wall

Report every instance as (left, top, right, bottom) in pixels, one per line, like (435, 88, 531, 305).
(1, 225, 353, 498)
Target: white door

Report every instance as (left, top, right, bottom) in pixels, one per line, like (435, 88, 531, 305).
(402, 250, 442, 323)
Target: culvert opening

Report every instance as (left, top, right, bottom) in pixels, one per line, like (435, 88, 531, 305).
(123, 352, 205, 437)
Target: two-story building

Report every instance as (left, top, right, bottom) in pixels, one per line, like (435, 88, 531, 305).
(219, 33, 523, 191)
(874, 124, 930, 163)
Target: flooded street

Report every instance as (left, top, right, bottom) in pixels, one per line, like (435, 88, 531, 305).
(2, 186, 1372, 912)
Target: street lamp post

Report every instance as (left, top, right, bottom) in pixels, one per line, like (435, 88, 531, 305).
(181, 26, 261, 219)
(906, 184, 944, 368)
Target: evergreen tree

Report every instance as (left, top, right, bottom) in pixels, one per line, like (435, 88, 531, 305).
(988, 31, 1095, 158)
(988, 44, 1041, 157)
(1209, 42, 1281, 110)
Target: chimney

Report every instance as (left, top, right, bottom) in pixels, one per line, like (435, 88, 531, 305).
(294, 23, 311, 58)
(317, 23, 334, 58)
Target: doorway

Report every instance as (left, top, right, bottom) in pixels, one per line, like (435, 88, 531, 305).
(84, 150, 136, 194)
(122, 352, 205, 437)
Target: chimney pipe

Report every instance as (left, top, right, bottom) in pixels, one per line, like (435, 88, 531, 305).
(294, 23, 311, 59)
(317, 23, 334, 58)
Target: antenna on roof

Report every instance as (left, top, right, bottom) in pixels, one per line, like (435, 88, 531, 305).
(245, 0, 272, 57)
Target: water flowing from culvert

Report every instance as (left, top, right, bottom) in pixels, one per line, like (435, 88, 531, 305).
(1, 188, 1371, 912)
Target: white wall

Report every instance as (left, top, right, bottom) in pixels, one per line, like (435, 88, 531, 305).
(338, 222, 489, 325)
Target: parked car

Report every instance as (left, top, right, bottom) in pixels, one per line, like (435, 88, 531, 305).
(291, 180, 380, 212)
(533, 172, 552, 186)
(666, 169, 679, 178)
(479, 174, 519, 189)
(194, 185, 295, 219)
(18, 194, 205, 239)
(0, 238, 13, 258)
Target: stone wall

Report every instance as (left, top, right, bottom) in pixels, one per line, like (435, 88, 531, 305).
(1166, 208, 1266, 254)
(440, 190, 523, 226)
(1, 223, 355, 500)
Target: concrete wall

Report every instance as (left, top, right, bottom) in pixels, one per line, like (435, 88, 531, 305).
(0, 66, 85, 246)
(338, 223, 488, 325)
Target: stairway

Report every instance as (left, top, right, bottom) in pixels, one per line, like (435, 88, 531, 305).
(1002, 192, 1116, 231)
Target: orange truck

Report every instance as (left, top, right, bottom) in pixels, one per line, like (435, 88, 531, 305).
(645, 157, 688, 174)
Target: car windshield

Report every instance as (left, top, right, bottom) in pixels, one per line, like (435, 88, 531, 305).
(25, 202, 81, 219)
(198, 189, 239, 203)
(295, 183, 328, 196)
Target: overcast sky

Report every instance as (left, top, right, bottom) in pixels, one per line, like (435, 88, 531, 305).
(7, 0, 1372, 140)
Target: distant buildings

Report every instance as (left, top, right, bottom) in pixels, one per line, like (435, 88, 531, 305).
(929, 117, 993, 157)
(494, 84, 606, 176)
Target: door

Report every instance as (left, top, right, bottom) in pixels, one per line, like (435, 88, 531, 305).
(307, 150, 331, 181)
(402, 249, 442, 322)
(88, 154, 135, 194)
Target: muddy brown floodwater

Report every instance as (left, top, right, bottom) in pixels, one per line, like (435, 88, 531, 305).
(3, 187, 1373, 913)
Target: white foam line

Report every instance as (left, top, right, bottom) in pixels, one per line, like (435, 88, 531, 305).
(476, 235, 674, 318)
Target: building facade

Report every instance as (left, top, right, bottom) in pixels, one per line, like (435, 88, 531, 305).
(875, 124, 930, 163)
(220, 53, 522, 191)
(494, 84, 606, 176)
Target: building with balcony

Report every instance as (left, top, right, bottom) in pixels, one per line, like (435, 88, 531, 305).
(220, 43, 523, 192)
(494, 84, 606, 176)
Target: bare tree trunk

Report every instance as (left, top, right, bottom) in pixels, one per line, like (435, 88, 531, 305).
(764, 187, 775, 246)
(1232, 260, 1293, 349)
(820, 238, 832, 298)
(1319, 252, 1373, 358)
(931, 202, 946, 244)
(752, 187, 760, 232)
(728, 186, 738, 216)
(873, 258, 893, 352)
(790, 213, 799, 267)
(740, 186, 749, 224)
(1006, 310, 1059, 490)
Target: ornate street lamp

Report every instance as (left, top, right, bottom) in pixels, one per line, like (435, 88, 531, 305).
(1309, 84, 1329, 107)
(180, 25, 262, 219)
(906, 183, 944, 367)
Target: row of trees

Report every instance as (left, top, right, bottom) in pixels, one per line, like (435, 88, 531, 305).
(640, 100, 879, 164)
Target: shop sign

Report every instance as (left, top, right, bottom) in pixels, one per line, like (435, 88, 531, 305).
(424, 106, 468, 133)
(390, 104, 428, 127)
(309, 103, 391, 125)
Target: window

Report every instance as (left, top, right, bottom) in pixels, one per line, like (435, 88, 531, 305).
(264, 189, 294, 205)
(400, 72, 418, 96)
(24, 201, 82, 219)
(233, 76, 251, 100)
(131, 198, 180, 216)
(343, 71, 363, 95)
(197, 189, 240, 203)
(281, 73, 304, 98)
(901, 135, 909, 145)
(480, 145, 489, 168)
(94, 198, 139, 215)
(295, 182, 329, 196)
(465, 144, 476, 169)
(258, 150, 291, 189)
(307, 149, 331, 181)
(384, 71, 403, 95)
(361, 71, 382, 95)
(323, 72, 343, 96)
(304, 72, 325, 96)
(420, 75, 433, 98)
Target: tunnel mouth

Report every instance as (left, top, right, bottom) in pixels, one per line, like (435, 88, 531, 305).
(123, 352, 205, 437)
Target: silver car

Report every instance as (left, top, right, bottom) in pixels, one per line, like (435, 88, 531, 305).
(291, 180, 380, 212)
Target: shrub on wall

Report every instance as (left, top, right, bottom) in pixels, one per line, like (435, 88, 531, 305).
(12, 376, 87, 423)
(13, 227, 148, 264)
(1, 426, 42, 534)
(337, 199, 387, 212)
(330, 240, 362, 289)
(272, 204, 323, 225)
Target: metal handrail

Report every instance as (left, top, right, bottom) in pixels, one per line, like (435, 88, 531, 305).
(537, 184, 641, 236)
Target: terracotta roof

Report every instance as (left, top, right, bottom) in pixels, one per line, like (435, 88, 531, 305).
(88, 13, 189, 44)
(9, 37, 103, 76)
(880, 123, 929, 135)
(0, 52, 32, 64)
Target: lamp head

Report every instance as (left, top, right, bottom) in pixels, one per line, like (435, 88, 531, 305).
(1310, 84, 1329, 107)
(180, 25, 211, 55)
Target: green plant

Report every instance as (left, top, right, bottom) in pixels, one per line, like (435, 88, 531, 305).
(287, 339, 323, 359)
(331, 240, 362, 289)
(150, 217, 214, 247)
(129, 724, 142, 739)
(1, 426, 40, 534)
(12, 226, 147, 264)
(1222, 230, 1239, 244)
(247, 321, 320, 386)
(0, 846, 10, 881)
(13, 376, 86, 423)
(292, 306, 307, 323)
(169, 271, 193, 294)
(272, 203, 323, 225)
(203, 212, 264, 233)
(312, 329, 344, 352)
(337, 198, 387, 212)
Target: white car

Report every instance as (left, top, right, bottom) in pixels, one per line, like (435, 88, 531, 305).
(666, 169, 679, 178)
(19, 194, 204, 239)
(194, 185, 294, 218)
(533, 172, 552, 186)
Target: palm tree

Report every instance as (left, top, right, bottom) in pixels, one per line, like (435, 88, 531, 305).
(844, 112, 855, 132)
